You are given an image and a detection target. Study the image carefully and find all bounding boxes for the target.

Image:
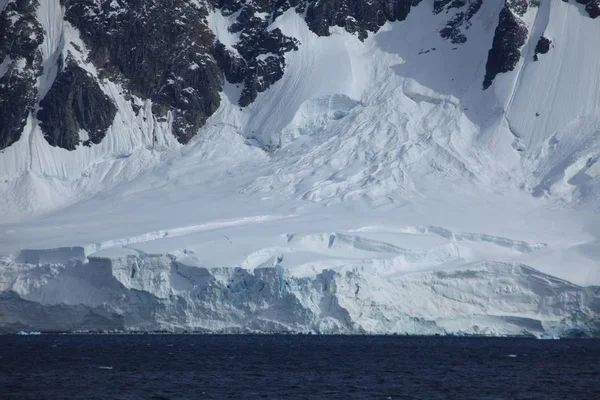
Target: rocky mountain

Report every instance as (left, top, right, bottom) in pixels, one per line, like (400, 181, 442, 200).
(3, 0, 597, 151)
(1, 0, 600, 334)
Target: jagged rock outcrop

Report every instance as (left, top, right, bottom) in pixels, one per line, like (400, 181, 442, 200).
(577, 0, 600, 19)
(37, 57, 117, 150)
(533, 35, 551, 61)
(483, 1, 529, 89)
(59, 0, 302, 142)
(302, 0, 422, 40)
(437, 0, 483, 44)
(0, 0, 44, 151)
(212, 1, 299, 106)
(212, 0, 423, 40)
(61, 0, 222, 144)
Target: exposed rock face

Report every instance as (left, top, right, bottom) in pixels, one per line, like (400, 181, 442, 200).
(584, 0, 600, 19)
(1, 0, 600, 151)
(434, 0, 456, 14)
(211, 1, 300, 106)
(533, 35, 551, 61)
(37, 57, 117, 150)
(482, 2, 529, 89)
(212, 0, 423, 40)
(60, 0, 302, 141)
(437, 0, 484, 44)
(0, 0, 44, 151)
(507, 0, 529, 15)
(61, 0, 222, 145)
(302, 0, 422, 40)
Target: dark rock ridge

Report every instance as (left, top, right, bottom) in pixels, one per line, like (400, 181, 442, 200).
(437, 0, 484, 44)
(37, 57, 117, 150)
(507, 0, 529, 15)
(483, 1, 529, 90)
(213, 0, 425, 40)
(0, 0, 44, 151)
(582, 0, 600, 19)
(209, 0, 300, 106)
(434, 0, 456, 14)
(533, 35, 551, 61)
(61, 0, 222, 145)
(302, 0, 423, 40)
(60, 0, 303, 143)
(574, 0, 600, 18)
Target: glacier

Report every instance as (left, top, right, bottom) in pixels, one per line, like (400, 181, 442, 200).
(1, 0, 600, 335)
(2, 247, 599, 336)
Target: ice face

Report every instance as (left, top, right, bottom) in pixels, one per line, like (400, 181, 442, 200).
(0, 250, 597, 335)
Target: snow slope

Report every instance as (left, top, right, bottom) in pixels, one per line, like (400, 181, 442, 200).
(505, 0, 600, 205)
(0, 0, 599, 334)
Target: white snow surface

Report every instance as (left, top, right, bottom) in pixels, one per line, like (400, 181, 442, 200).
(0, 1, 599, 334)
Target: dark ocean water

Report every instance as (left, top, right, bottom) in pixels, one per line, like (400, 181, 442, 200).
(0, 335, 599, 400)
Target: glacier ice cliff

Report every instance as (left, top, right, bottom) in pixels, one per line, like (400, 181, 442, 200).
(1, 249, 598, 336)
